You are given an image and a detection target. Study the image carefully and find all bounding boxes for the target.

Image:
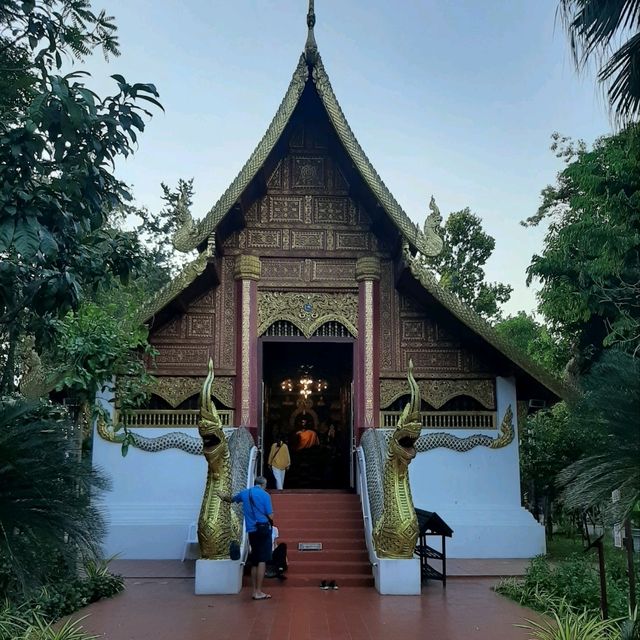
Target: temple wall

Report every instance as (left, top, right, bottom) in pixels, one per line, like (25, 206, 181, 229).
(93, 387, 205, 559)
(409, 376, 545, 558)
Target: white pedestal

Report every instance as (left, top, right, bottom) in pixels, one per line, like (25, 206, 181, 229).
(374, 558, 421, 595)
(195, 559, 243, 594)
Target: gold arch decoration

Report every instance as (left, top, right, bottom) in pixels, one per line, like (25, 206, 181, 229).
(149, 376, 235, 408)
(257, 291, 358, 338)
(379, 378, 495, 410)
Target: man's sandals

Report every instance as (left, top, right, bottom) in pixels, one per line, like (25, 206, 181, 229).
(252, 593, 272, 600)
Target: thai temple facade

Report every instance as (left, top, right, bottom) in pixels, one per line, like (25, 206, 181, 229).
(93, 3, 562, 591)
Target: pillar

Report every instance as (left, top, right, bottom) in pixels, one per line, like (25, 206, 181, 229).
(234, 255, 261, 438)
(355, 257, 381, 439)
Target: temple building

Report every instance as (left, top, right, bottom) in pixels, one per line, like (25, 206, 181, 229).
(93, 3, 562, 572)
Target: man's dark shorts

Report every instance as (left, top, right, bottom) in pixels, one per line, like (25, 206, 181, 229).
(248, 528, 273, 565)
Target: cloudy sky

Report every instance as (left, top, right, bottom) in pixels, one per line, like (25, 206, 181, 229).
(81, 0, 611, 315)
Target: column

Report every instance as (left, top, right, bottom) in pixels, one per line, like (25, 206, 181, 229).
(355, 257, 381, 438)
(234, 255, 261, 438)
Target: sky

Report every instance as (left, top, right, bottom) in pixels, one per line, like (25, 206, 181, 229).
(80, 0, 612, 316)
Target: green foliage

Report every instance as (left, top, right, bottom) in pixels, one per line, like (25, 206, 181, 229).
(0, 567, 122, 639)
(525, 127, 640, 368)
(0, 0, 162, 393)
(496, 553, 640, 621)
(0, 399, 109, 595)
(558, 0, 640, 125)
(519, 402, 604, 528)
(559, 350, 640, 523)
(49, 295, 157, 415)
(495, 311, 570, 376)
(426, 208, 512, 321)
(517, 606, 622, 640)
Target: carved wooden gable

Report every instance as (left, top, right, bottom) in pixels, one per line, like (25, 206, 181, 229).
(222, 119, 389, 290)
(379, 261, 495, 377)
(148, 256, 236, 376)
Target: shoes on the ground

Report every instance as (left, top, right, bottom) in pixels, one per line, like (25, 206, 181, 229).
(328, 580, 338, 590)
(320, 580, 329, 590)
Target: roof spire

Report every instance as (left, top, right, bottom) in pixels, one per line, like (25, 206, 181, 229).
(304, 0, 318, 65)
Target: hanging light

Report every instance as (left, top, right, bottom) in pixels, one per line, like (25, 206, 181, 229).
(279, 369, 328, 398)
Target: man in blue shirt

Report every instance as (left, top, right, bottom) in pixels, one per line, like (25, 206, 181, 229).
(217, 476, 274, 600)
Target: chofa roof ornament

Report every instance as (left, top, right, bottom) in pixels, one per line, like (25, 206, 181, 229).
(304, 0, 318, 66)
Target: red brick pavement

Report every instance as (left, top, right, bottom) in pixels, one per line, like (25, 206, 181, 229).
(73, 577, 540, 640)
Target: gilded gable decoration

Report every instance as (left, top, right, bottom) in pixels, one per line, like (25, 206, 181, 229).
(150, 376, 235, 409)
(379, 378, 495, 410)
(257, 291, 358, 338)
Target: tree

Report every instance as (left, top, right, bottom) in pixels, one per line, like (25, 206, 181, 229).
(519, 402, 604, 535)
(426, 208, 512, 321)
(524, 127, 640, 369)
(0, 1, 163, 393)
(559, 350, 640, 524)
(559, 0, 640, 125)
(495, 311, 570, 377)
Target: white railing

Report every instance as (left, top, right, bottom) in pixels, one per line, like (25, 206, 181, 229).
(379, 410, 496, 430)
(115, 409, 234, 428)
(356, 445, 378, 567)
(240, 445, 258, 565)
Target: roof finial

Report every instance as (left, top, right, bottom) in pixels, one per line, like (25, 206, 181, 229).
(305, 0, 318, 65)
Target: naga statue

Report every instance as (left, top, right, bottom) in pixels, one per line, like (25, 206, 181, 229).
(197, 359, 239, 559)
(373, 360, 422, 559)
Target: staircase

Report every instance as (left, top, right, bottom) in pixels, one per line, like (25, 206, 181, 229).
(257, 491, 373, 588)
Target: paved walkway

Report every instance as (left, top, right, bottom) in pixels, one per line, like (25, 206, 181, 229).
(73, 562, 539, 640)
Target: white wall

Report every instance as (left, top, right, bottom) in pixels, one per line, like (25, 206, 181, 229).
(409, 377, 545, 558)
(93, 388, 206, 559)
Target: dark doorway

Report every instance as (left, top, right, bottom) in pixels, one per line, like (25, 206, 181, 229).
(261, 340, 353, 490)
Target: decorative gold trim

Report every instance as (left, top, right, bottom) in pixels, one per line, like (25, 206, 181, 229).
(257, 291, 358, 338)
(355, 256, 381, 282)
(363, 280, 374, 425)
(234, 255, 261, 281)
(148, 376, 235, 409)
(379, 378, 495, 410)
(112, 408, 233, 428)
(240, 280, 251, 424)
(380, 410, 496, 430)
(490, 404, 514, 449)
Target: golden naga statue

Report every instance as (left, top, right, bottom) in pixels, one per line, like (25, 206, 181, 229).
(197, 359, 239, 559)
(373, 359, 422, 559)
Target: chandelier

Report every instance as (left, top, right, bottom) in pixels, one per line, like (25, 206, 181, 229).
(280, 371, 328, 399)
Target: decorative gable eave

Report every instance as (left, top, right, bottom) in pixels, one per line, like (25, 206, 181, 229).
(184, 55, 309, 252)
(401, 244, 573, 402)
(139, 251, 210, 325)
(178, 50, 442, 257)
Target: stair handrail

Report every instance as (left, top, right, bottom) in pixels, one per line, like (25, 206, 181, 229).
(228, 426, 258, 563)
(356, 444, 377, 565)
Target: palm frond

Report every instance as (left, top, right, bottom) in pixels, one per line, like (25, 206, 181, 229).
(558, 350, 640, 521)
(558, 0, 640, 123)
(0, 398, 110, 595)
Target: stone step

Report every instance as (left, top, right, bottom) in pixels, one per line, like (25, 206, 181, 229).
(246, 574, 375, 588)
(286, 560, 371, 575)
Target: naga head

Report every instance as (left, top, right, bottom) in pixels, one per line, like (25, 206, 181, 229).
(391, 359, 422, 464)
(199, 359, 228, 477)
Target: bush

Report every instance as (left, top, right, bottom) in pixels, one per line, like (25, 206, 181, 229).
(0, 603, 99, 640)
(496, 554, 640, 619)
